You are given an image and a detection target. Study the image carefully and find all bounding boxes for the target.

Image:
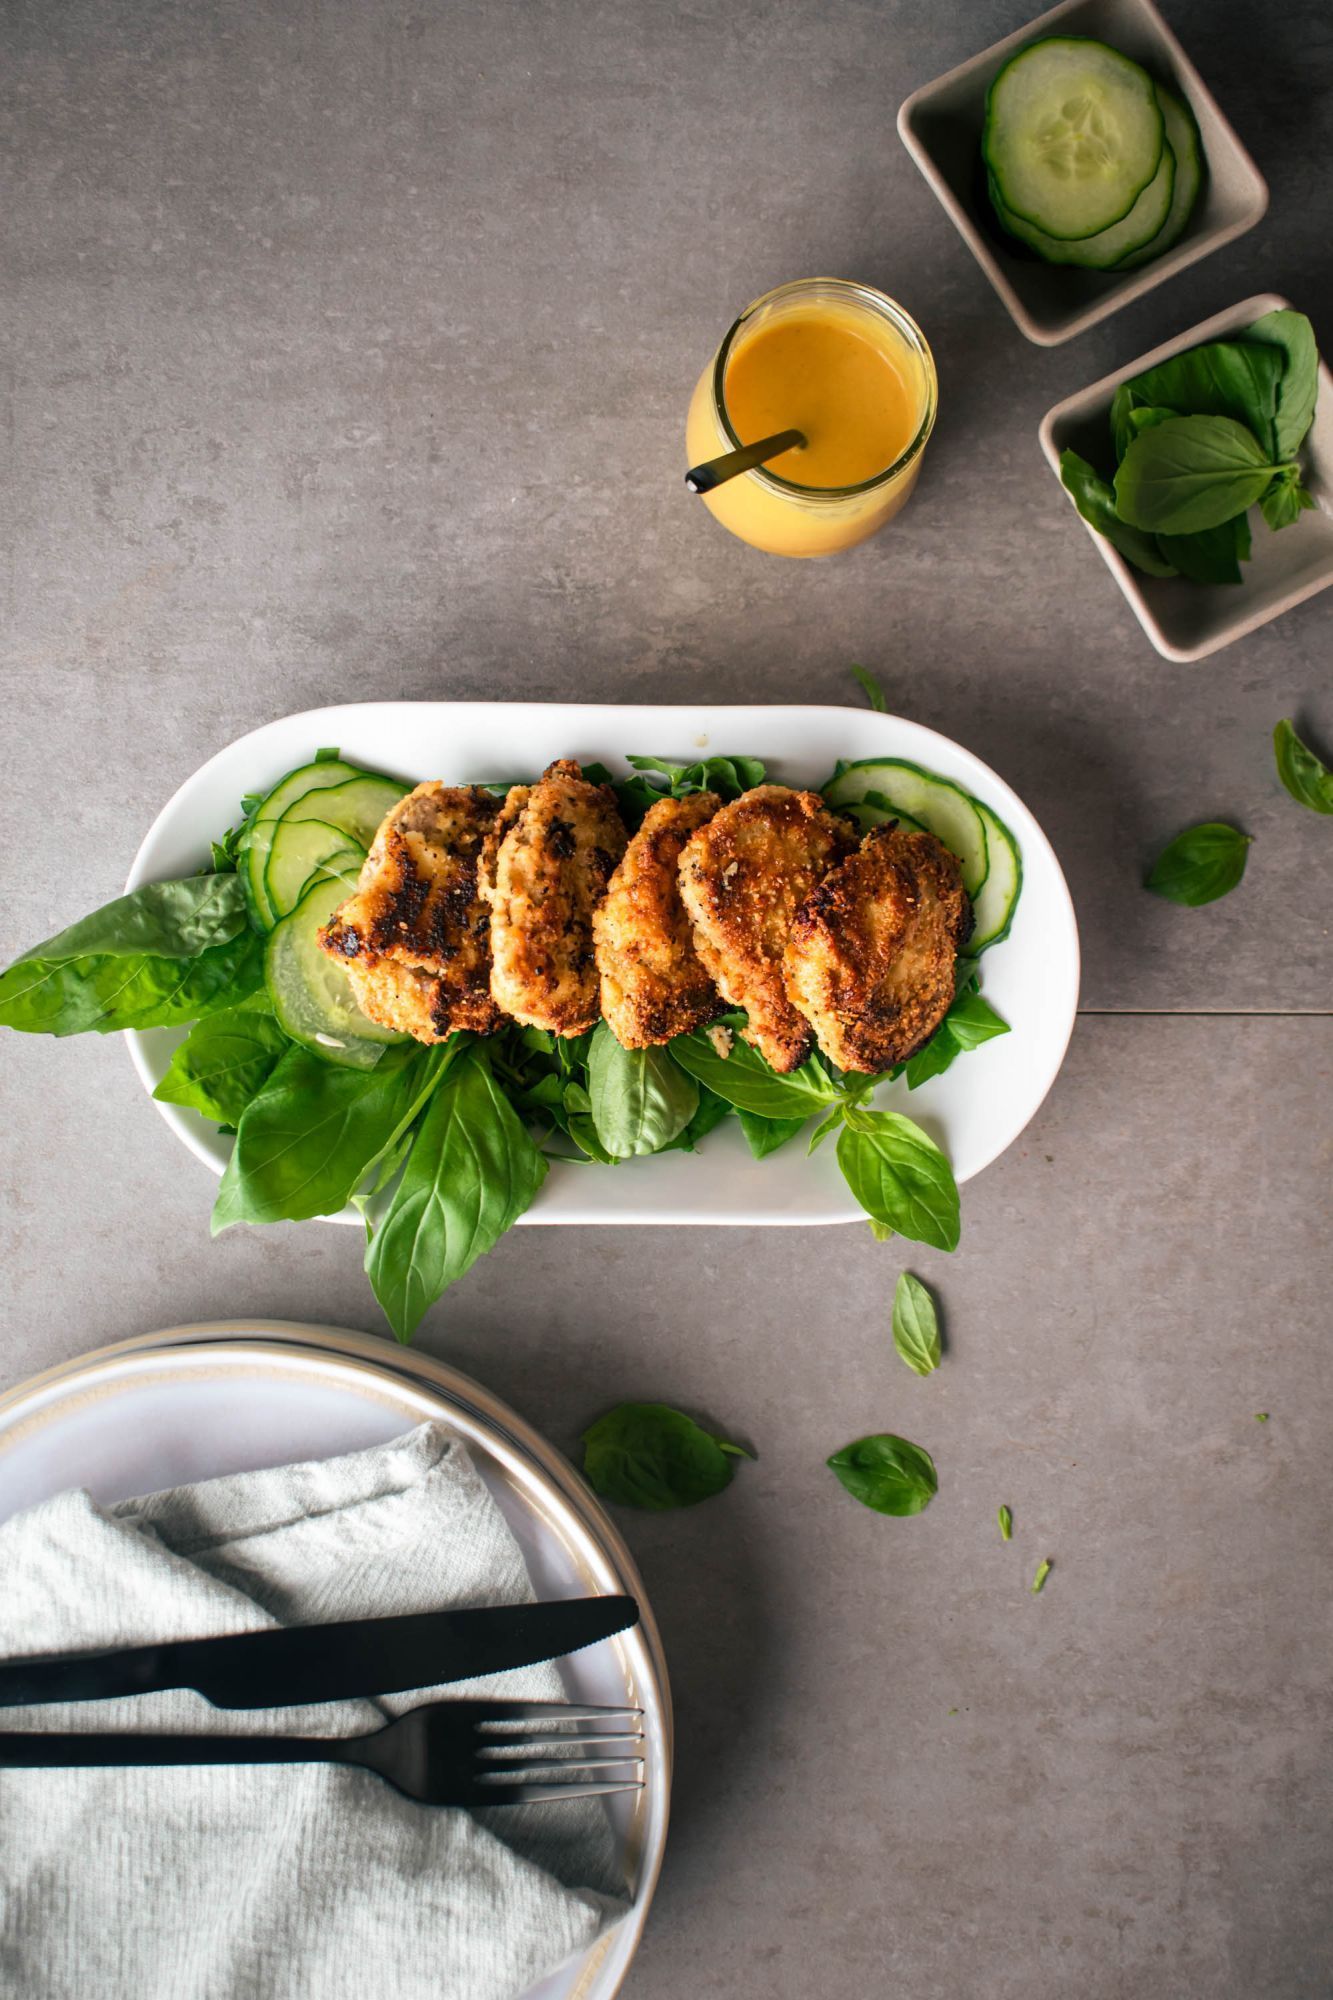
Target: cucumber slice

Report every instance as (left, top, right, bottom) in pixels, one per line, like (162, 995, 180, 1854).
(968, 802, 1023, 951)
(299, 846, 366, 900)
(824, 760, 989, 896)
(991, 133, 1174, 268)
(281, 775, 407, 849)
(264, 819, 367, 923)
(844, 792, 930, 834)
(1114, 84, 1203, 270)
(241, 758, 363, 930)
(983, 37, 1163, 240)
(265, 877, 405, 1068)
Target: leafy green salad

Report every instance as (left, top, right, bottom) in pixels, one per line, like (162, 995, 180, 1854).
(1061, 308, 1321, 586)
(0, 743, 1022, 1340)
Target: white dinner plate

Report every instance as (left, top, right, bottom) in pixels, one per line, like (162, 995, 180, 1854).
(125, 702, 1080, 1224)
(0, 1324, 670, 2000)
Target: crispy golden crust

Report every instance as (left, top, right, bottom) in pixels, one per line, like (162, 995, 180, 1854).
(677, 784, 854, 1073)
(594, 792, 723, 1048)
(782, 826, 972, 1073)
(318, 781, 504, 1041)
(481, 758, 628, 1036)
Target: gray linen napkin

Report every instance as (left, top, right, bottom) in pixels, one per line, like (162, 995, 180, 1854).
(0, 1421, 628, 2000)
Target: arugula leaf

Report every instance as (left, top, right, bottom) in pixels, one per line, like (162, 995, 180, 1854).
(581, 1402, 751, 1510)
(1059, 449, 1178, 577)
(153, 997, 289, 1124)
(1146, 822, 1252, 906)
(1031, 1558, 1053, 1594)
(849, 664, 888, 711)
(669, 1020, 838, 1120)
(587, 1025, 698, 1158)
(998, 1504, 1013, 1542)
(827, 1433, 937, 1516)
(737, 1109, 808, 1159)
(212, 1041, 447, 1230)
(1273, 718, 1333, 814)
(836, 1107, 960, 1250)
(365, 1044, 547, 1340)
(1114, 417, 1287, 536)
(624, 753, 766, 802)
(892, 1272, 941, 1376)
(1246, 309, 1319, 460)
(0, 875, 263, 1036)
(1118, 339, 1286, 460)
(1156, 512, 1249, 585)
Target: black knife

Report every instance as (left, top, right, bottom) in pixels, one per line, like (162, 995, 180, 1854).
(0, 1597, 639, 1711)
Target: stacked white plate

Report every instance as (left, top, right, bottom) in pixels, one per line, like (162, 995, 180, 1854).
(0, 1322, 671, 2000)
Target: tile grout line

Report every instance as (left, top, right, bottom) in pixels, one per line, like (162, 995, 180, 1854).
(1076, 1009, 1333, 1019)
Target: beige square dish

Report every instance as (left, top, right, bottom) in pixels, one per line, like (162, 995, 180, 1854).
(1038, 293, 1333, 661)
(897, 0, 1269, 346)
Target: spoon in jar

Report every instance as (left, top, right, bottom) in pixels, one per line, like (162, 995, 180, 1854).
(685, 428, 806, 495)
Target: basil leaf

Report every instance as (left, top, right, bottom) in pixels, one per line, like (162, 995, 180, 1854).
(892, 1272, 941, 1376)
(0, 875, 263, 1036)
(998, 1504, 1013, 1542)
(850, 664, 888, 711)
(587, 1025, 698, 1158)
(827, 1433, 937, 1516)
(1059, 449, 1178, 577)
(1114, 417, 1283, 535)
(1273, 718, 1333, 814)
(1031, 1558, 1053, 1595)
(365, 1045, 547, 1341)
(903, 1026, 961, 1090)
(1246, 309, 1319, 460)
(212, 1041, 443, 1230)
(807, 1103, 845, 1154)
(669, 1022, 839, 1119)
(1146, 822, 1252, 906)
(1121, 339, 1286, 459)
(153, 998, 289, 1124)
(623, 753, 765, 803)
(581, 1402, 751, 1510)
(940, 986, 1009, 1053)
(837, 1107, 961, 1251)
(1156, 511, 1249, 585)
(1259, 471, 1308, 533)
(737, 1109, 808, 1159)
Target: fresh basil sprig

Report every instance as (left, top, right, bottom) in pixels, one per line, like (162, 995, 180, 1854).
(892, 1273, 941, 1376)
(581, 1402, 752, 1510)
(827, 1433, 938, 1516)
(668, 1021, 839, 1119)
(1060, 449, 1177, 578)
(587, 1024, 699, 1158)
(837, 1106, 961, 1251)
(153, 995, 288, 1125)
(1273, 718, 1333, 814)
(1146, 822, 1252, 906)
(1114, 416, 1293, 536)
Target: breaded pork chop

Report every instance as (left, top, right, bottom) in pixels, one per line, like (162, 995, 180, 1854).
(783, 825, 971, 1074)
(594, 791, 723, 1048)
(479, 759, 627, 1036)
(677, 784, 854, 1073)
(319, 782, 505, 1042)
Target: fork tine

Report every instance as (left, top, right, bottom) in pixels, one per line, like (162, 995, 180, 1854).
(473, 1703, 642, 1727)
(476, 1730, 644, 1758)
(480, 1753, 643, 1776)
(477, 1778, 645, 1804)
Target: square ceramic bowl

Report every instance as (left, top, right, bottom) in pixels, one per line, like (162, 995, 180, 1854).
(897, 0, 1268, 346)
(1038, 293, 1333, 660)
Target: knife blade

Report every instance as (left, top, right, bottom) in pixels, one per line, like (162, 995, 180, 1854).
(0, 1597, 639, 1711)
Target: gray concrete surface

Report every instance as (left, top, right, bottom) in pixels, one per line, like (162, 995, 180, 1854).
(1, 2, 1330, 1996)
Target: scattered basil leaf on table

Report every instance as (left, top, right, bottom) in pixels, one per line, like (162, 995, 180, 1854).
(1273, 718, 1333, 814)
(1255, 1412, 1270, 1423)
(1031, 1558, 1053, 1595)
(836, 1107, 961, 1252)
(1113, 417, 1291, 537)
(153, 996, 288, 1125)
(827, 1433, 938, 1517)
(581, 1402, 751, 1510)
(998, 1505, 1013, 1542)
(587, 1025, 699, 1159)
(1146, 822, 1252, 906)
(892, 1272, 941, 1377)
(1246, 309, 1320, 460)
(1060, 449, 1178, 577)
(365, 1044, 547, 1341)
(849, 664, 888, 711)
(738, 1109, 809, 1159)
(0, 875, 263, 1036)
(212, 1040, 450, 1231)
(669, 1021, 837, 1120)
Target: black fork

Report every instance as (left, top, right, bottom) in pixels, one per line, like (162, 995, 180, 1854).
(0, 1699, 646, 1807)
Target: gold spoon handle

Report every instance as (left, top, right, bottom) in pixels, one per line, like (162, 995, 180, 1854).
(685, 428, 806, 495)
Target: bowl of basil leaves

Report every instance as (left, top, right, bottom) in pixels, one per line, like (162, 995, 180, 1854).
(1039, 294, 1333, 661)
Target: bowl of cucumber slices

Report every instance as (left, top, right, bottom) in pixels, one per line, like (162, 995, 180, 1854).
(897, 0, 1268, 346)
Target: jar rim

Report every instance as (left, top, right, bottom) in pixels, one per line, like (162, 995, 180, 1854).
(709, 278, 938, 501)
